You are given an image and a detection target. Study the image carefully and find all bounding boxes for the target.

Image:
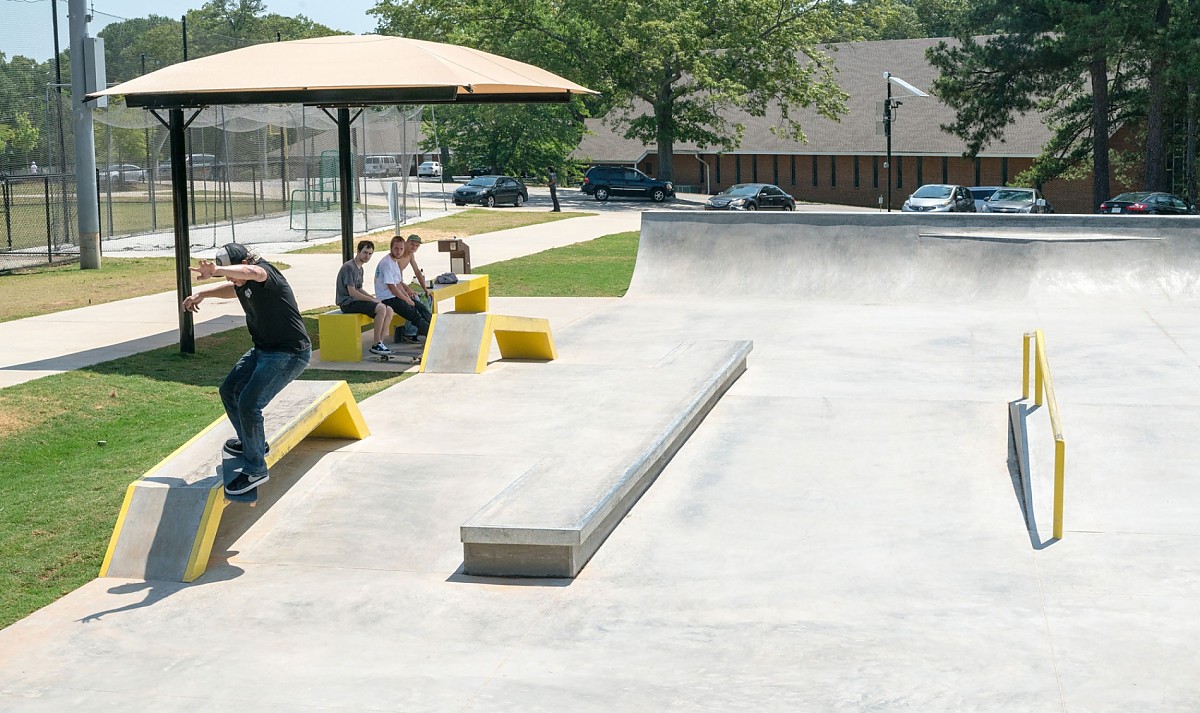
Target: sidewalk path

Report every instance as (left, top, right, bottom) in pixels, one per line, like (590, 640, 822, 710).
(0, 210, 640, 389)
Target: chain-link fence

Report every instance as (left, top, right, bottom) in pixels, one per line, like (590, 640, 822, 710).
(1, 94, 429, 270)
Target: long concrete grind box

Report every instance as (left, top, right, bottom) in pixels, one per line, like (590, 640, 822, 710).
(460, 340, 751, 577)
(101, 380, 369, 582)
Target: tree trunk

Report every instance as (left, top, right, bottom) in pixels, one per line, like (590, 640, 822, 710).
(1089, 55, 1111, 211)
(1189, 81, 1197, 208)
(1143, 0, 1170, 191)
(654, 85, 674, 183)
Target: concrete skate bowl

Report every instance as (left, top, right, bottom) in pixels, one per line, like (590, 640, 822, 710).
(628, 212, 1200, 305)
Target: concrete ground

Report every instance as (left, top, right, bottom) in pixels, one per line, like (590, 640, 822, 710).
(3, 209, 1196, 711)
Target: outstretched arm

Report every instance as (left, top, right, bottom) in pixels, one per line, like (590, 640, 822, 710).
(182, 280, 237, 312)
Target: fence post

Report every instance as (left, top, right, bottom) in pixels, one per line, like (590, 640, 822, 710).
(252, 165, 258, 215)
(44, 176, 52, 262)
(2, 178, 11, 249)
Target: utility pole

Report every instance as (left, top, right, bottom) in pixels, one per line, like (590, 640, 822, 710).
(882, 72, 929, 213)
(69, 0, 101, 268)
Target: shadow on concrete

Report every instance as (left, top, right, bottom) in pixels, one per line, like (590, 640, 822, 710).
(208, 446, 333, 556)
(446, 566, 574, 588)
(76, 563, 244, 624)
(1008, 399, 1059, 550)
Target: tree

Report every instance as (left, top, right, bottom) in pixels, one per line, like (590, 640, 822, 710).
(421, 103, 588, 179)
(372, 0, 849, 183)
(928, 0, 1153, 210)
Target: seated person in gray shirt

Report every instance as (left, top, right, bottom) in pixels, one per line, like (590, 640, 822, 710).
(335, 240, 395, 356)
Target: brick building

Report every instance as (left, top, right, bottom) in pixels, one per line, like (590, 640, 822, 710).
(575, 37, 1119, 214)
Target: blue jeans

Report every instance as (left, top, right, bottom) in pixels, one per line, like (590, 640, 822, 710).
(219, 347, 310, 475)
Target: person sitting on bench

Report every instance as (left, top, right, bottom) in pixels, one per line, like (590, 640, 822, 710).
(336, 240, 394, 356)
(375, 235, 431, 342)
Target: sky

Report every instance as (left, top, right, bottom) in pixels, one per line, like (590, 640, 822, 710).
(1, 0, 378, 63)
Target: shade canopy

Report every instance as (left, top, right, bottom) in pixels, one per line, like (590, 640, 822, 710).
(91, 34, 596, 108)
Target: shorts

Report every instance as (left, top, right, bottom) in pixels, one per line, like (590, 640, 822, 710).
(340, 299, 381, 316)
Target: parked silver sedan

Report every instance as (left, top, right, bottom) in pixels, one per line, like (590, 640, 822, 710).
(981, 187, 1053, 213)
(901, 184, 975, 212)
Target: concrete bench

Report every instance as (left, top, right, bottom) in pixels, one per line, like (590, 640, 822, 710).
(100, 380, 369, 583)
(459, 340, 751, 577)
(420, 313, 558, 374)
(318, 274, 490, 362)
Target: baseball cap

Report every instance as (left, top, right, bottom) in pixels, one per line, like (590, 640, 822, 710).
(213, 243, 249, 266)
(406, 234, 423, 244)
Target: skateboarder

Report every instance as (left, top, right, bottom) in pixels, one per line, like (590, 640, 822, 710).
(374, 235, 432, 340)
(182, 242, 311, 497)
(336, 239, 394, 356)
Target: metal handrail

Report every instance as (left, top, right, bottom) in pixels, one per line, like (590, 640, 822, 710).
(1022, 329, 1066, 539)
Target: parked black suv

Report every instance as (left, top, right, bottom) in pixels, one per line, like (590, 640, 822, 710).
(580, 165, 674, 202)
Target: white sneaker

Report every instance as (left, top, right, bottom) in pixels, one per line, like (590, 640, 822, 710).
(369, 342, 392, 355)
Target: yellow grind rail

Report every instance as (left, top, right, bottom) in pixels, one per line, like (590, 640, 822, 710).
(1022, 329, 1066, 539)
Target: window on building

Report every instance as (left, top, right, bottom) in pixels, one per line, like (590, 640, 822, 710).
(716, 156, 722, 184)
(854, 156, 860, 188)
(896, 156, 903, 188)
(772, 155, 779, 185)
(812, 156, 818, 187)
(974, 158, 980, 186)
(872, 156, 878, 189)
(752, 156, 758, 182)
(942, 156, 948, 184)
(1002, 157, 1008, 185)
(831, 156, 837, 187)
(735, 155, 741, 183)
(790, 156, 796, 185)
(916, 156, 923, 186)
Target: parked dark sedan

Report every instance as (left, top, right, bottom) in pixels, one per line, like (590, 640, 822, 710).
(453, 175, 528, 207)
(704, 183, 796, 211)
(1099, 192, 1196, 215)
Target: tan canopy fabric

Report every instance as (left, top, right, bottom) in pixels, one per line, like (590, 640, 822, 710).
(91, 35, 596, 107)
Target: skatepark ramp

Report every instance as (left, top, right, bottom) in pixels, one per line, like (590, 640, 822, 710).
(629, 212, 1200, 304)
(100, 380, 369, 583)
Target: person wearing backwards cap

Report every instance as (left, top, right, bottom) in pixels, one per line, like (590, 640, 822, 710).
(182, 242, 311, 497)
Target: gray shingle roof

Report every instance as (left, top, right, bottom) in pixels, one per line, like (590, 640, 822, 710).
(575, 37, 1053, 162)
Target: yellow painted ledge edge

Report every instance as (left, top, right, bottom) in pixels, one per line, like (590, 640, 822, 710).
(99, 416, 227, 577)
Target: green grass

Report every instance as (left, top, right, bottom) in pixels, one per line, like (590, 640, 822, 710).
(0, 312, 407, 629)
(0, 258, 289, 323)
(0, 229, 640, 629)
(487, 231, 640, 297)
(2, 191, 277, 250)
(290, 208, 594, 254)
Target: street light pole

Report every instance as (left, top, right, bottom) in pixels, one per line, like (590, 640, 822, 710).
(885, 73, 893, 212)
(882, 72, 929, 213)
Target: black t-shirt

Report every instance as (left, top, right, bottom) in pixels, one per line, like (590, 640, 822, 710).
(234, 260, 310, 353)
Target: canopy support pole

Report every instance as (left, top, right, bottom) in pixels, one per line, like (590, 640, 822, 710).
(337, 107, 354, 263)
(169, 108, 195, 354)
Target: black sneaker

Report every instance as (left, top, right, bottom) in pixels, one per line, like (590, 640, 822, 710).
(223, 439, 270, 456)
(225, 468, 269, 495)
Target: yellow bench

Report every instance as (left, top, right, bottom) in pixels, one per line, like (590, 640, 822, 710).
(99, 380, 369, 583)
(318, 274, 490, 362)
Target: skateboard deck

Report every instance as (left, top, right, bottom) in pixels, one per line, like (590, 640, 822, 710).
(220, 449, 258, 507)
(372, 352, 420, 364)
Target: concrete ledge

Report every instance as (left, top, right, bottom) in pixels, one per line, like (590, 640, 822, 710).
(460, 340, 750, 577)
(100, 380, 368, 582)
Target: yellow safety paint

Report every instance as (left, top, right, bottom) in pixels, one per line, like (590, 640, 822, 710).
(1021, 329, 1067, 540)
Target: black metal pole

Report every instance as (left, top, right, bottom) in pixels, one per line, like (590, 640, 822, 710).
(142, 53, 157, 231)
(170, 108, 195, 354)
(337, 107, 354, 263)
(2, 179, 11, 249)
(44, 176, 52, 262)
(885, 75, 893, 212)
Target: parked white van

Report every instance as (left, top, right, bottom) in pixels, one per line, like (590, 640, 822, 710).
(364, 155, 398, 177)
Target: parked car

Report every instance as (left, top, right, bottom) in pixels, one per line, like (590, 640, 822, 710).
(468, 165, 500, 177)
(417, 161, 442, 178)
(981, 187, 1053, 213)
(1098, 191, 1197, 215)
(160, 153, 223, 180)
(580, 165, 674, 202)
(901, 184, 976, 212)
(453, 175, 528, 207)
(364, 155, 398, 177)
(969, 186, 1002, 212)
(704, 183, 795, 211)
(101, 164, 146, 183)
